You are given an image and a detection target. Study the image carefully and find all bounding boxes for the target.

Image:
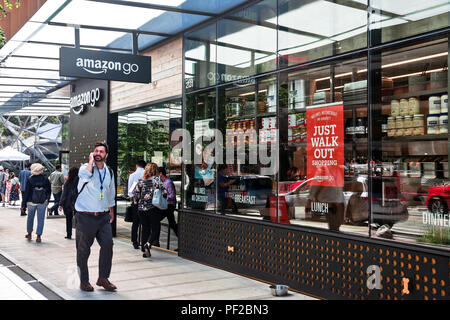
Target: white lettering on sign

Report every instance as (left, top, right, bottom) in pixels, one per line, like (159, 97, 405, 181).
(311, 202, 328, 213)
(76, 58, 139, 76)
(70, 88, 102, 115)
(422, 212, 450, 227)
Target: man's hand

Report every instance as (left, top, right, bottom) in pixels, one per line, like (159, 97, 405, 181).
(109, 207, 114, 224)
(58, 206, 63, 212)
(89, 152, 94, 164)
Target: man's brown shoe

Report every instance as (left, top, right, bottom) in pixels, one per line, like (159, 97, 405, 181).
(96, 278, 117, 291)
(80, 282, 94, 292)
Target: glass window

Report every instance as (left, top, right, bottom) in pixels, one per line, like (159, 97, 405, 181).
(278, 0, 368, 68)
(369, 0, 449, 45)
(116, 101, 182, 214)
(216, 0, 277, 83)
(217, 75, 278, 219)
(279, 56, 369, 235)
(185, 22, 217, 92)
(372, 38, 449, 249)
(184, 90, 216, 211)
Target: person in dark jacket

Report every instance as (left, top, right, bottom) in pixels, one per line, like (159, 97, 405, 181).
(59, 167, 79, 240)
(23, 163, 51, 243)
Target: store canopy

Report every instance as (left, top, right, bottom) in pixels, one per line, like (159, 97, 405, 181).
(0, 0, 250, 116)
(0, 146, 31, 161)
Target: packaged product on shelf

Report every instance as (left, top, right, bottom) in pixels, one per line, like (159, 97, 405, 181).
(413, 114, 424, 136)
(387, 129, 395, 137)
(288, 114, 296, 128)
(427, 114, 439, 134)
(408, 74, 428, 92)
(395, 116, 404, 136)
(299, 126, 307, 141)
(267, 83, 277, 113)
(296, 113, 305, 126)
(387, 116, 396, 130)
(399, 99, 409, 116)
(403, 115, 413, 136)
(439, 113, 448, 134)
(429, 95, 441, 114)
(391, 100, 400, 116)
(408, 97, 420, 115)
(441, 94, 448, 113)
(288, 128, 293, 142)
(289, 79, 306, 110)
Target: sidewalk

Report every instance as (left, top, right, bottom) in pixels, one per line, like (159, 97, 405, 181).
(0, 205, 316, 300)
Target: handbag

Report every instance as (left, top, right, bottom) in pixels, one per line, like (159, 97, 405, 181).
(124, 206, 134, 222)
(152, 177, 168, 210)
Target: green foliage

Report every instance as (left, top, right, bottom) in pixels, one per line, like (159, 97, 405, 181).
(418, 225, 450, 245)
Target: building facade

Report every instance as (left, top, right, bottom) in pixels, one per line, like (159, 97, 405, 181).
(176, 0, 450, 300)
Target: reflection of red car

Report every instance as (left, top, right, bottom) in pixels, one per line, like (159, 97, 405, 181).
(426, 186, 450, 214)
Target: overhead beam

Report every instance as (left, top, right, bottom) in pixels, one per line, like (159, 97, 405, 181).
(48, 21, 173, 38)
(85, 0, 219, 17)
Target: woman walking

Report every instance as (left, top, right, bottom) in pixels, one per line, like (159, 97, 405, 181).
(59, 167, 79, 240)
(132, 163, 166, 258)
(8, 173, 20, 206)
(23, 163, 51, 243)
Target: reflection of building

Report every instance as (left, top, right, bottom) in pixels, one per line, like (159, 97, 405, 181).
(2, 0, 449, 300)
(0, 115, 67, 171)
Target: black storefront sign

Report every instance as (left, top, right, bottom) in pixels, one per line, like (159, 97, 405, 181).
(60, 47, 151, 83)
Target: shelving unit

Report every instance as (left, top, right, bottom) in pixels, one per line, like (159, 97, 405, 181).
(382, 88, 447, 103)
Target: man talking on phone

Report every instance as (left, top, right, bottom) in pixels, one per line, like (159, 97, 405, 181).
(75, 141, 117, 292)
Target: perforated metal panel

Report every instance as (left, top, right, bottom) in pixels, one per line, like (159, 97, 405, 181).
(179, 211, 449, 300)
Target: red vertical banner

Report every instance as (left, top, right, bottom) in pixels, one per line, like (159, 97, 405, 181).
(306, 103, 344, 187)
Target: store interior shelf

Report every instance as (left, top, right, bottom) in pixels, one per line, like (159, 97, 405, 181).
(382, 88, 448, 103)
(226, 111, 277, 121)
(382, 133, 448, 142)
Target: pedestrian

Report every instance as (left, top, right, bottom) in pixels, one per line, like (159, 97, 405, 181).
(19, 163, 31, 215)
(23, 163, 51, 243)
(0, 166, 7, 207)
(48, 165, 65, 216)
(58, 167, 79, 240)
(127, 160, 146, 249)
(156, 166, 178, 243)
(132, 162, 166, 258)
(8, 173, 20, 206)
(74, 141, 117, 292)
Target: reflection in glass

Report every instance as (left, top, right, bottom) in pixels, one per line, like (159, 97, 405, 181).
(374, 38, 449, 249)
(278, 0, 368, 67)
(184, 90, 216, 211)
(279, 56, 368, 235)
(216, 0, 277, 83)
(369, 0, 449, 45)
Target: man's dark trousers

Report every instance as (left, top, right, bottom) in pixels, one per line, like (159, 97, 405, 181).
(75, 212, 113, 283)
(50, 191, 62, 214)
(130, 203, 140, 246)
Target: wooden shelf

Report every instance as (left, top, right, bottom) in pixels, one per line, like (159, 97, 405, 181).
(226, 112, 277, 121)
(382, 133, 448, 143)
(382, 88, 448, 104)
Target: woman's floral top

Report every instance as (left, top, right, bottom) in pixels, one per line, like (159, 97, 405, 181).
(133, 177, 166, 211)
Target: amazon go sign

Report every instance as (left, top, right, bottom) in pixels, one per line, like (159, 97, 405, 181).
(60, 47, 151, 83)
(70, 88, 102, 115)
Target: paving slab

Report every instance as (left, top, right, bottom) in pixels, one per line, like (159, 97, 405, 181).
(0, 205, 316, 300)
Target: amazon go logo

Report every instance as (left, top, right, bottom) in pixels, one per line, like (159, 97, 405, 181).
(70, 88, 102, 115)
(75, 58, 139, 76)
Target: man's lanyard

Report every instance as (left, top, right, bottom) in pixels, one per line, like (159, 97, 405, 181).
(97, 166, 107, 200)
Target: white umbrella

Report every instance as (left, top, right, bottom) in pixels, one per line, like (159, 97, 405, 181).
(0, 146, 30, 161)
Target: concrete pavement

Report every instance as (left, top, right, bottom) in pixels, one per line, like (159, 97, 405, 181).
(0, 204, 316, 300)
